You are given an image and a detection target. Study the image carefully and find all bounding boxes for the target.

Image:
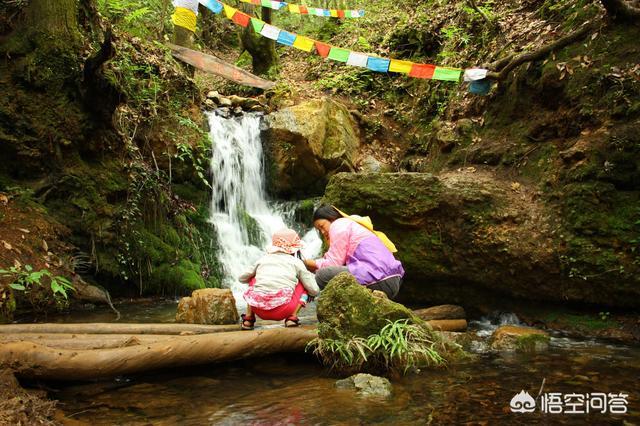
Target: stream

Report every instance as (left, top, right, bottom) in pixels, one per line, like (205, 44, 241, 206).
(45, 307, 639, 425)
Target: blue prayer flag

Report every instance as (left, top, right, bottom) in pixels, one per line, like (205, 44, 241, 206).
(276, 30, 296, 46)
(200, 0, 223, 13)
(367, 57, 390, 72)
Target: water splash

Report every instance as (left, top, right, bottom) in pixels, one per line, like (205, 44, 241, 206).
(207, 111, 321, 306)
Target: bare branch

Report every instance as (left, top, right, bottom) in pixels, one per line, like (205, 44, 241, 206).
(486, 20, 600, 80)
(467, 0, 496, 27)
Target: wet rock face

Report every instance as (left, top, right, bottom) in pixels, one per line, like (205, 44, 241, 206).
(490, 325, 550, 352)
(261, 98, 360, 197)
(322, 171, 640, 309)
(175, 288, 239, 325)
(335, 373, 392, 398)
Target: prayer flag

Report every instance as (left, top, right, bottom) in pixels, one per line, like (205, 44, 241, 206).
(172, 7, 197, 32)
(223, 4, 237, 19)
(389, 59, 413, 74)
(260, 0, 270, 7)
(288, 4, 300, 13)
(337, 10, 345, 18)
(330, 9, 338, 17)
(328, 47, 350, 62)
(367, 57, 390, 72)
(173, 0, 199, 14)
(409, 64, 435, 79)
(271, 0, 284, 10)
(250, 17, 265, 33)
(323, 9, 331, 16)
(433, 66, 462, 81)
(232, 11, 251, 27)
(463, 68, 488, 82)
(199, 0, 222, 14)
(315, 41, 331, 58)
(293, 35, 314, 52)
(299, 5, 308, 14)
(261, 23, 281, 40)
(346, 52, 368, 68)
(277, 30, 296, 46)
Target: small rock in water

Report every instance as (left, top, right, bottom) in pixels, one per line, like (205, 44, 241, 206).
(335, 373, 392, 398)
(206, 91, 222, 103)
(217, 108, 232, 119)
(490, 325, 549, 352)
(233, 106, 243, 116)
(204, 99, 216, 109)
(175, 288, 239, 325)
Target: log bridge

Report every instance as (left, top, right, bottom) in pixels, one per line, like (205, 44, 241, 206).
(0, 306, 467, 381)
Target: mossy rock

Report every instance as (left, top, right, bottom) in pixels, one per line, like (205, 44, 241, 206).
(316, 272, 426, 340)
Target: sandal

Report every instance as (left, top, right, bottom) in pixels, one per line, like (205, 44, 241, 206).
(241, 313, 256, 330)
(284, 315, 300, 328)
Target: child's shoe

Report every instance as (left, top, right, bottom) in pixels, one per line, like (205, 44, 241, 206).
(241, 313, 256, 330)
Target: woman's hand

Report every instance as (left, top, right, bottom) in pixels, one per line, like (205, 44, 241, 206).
(304, 258, 318, 272)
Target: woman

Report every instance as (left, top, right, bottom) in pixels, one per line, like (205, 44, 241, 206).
(304, 205, 404, 299)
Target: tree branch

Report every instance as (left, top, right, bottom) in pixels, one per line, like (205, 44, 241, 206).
(467, 0, 495, 27)
(486, 20, 600, 80)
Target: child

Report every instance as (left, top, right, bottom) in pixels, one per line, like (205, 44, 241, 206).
(238, 228, 319, 329)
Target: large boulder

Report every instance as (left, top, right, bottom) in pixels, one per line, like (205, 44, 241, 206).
(261, 98, 360, 197)
(175, 288, 239, 325)
(323, 170, 640, 308)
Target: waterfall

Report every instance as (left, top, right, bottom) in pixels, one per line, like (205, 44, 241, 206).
(207, 111, 322, 305)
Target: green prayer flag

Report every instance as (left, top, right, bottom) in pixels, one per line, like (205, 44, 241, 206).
(433, 67, 462, 82)
(344, 10, 352, 18)
(260, 0, 270, 6)
(328, 47, 350, 62)
(251, 18, 265, 33)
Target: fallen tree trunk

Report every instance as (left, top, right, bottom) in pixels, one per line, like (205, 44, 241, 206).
(1, 327, 317, 380)
(427, 319, 468, 332)
(0, 323, 239, 335)
(0, 333, 174, 350)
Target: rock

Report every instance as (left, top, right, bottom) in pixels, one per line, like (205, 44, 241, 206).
(322, 171, 640, 309)
(414, 305, 466, 321)
(359, 155, 391, 173)
(217, 107, 232, 119)
(228, 95, 261, 109)
(206, 91, 221, 103)
(490, 325, 550, 352)
(218, 97, 233, 107)
(261, 97, 360, 197)
(316, 272, 426, 340)
(249, 104, 266, 113)
(204, 99, 216, 109)
(233, 106, 243, 116)
(175, 288, 239, 325)
(335, 373, 392, 398)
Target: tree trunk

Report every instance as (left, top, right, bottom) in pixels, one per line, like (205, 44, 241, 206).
(240, 6, 277, 76)
(0, 322, 239, 335)
(1, 327, 317, 380)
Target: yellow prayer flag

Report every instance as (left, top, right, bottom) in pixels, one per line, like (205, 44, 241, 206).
(389, 59, 413, 74)
(223, 4, 237, 19)
(292, 35, 314, 52)
(329, 9, 339, 17)
(172, 7, 197, 32)
(288, 4, 300, 13)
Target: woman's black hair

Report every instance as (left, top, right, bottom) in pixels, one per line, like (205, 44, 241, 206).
(312, 205, 341, 222)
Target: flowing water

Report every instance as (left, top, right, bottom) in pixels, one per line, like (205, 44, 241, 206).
(207, 111, 321, 307)
(52, 318, 640, 425)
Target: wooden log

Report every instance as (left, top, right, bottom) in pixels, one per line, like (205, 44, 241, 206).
(0, 334, 173, 350)
(167, 43, 276, 90)
(427, 319, 468, 332)
(0, 323, 239, 335)
(413, 305, 466, 321)
(0, 327, 317, 380)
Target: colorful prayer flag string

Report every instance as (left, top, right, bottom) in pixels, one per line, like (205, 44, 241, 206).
(238, 0, 365, 18)
(187, 0, 464, 82)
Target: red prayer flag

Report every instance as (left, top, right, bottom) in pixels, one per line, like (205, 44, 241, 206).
(409, 64, 436, 79)
(251, 0, 260, 4)
(232, 11, 251, 27)
(315, 41, 331, 58)
(337, 10, 345, 18)
(299, 5, 308, 14)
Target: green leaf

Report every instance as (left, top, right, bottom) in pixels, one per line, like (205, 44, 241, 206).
(9, 283, 26, 291)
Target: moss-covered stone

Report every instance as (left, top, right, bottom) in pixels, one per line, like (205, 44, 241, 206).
(316, 272, 428, 340)
(323, 171, 640, 308)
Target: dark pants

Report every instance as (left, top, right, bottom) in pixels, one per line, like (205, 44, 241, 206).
(315, 266, 402, 300)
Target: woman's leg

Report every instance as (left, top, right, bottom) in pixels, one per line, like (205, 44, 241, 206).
(368, 276, 402, 300)
(315, 266, 350, 289)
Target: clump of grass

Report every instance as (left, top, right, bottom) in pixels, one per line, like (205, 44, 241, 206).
(307, 319, 451, 375)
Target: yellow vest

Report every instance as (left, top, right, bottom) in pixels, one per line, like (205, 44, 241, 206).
(333, 206, 398, 253)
